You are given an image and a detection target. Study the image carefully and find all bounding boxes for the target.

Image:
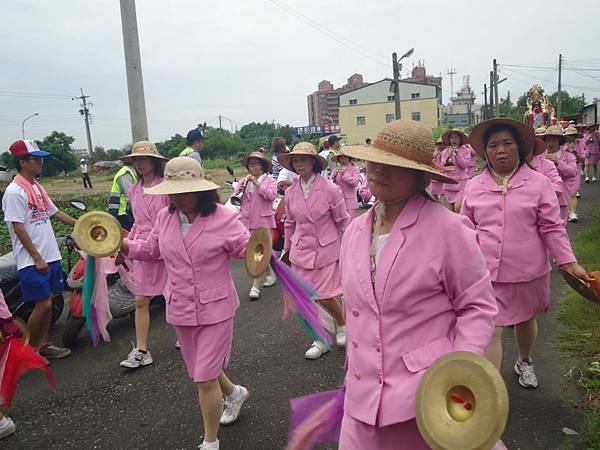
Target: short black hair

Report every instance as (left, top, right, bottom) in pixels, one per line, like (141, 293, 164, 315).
(328, 135, 341, 145)
(247, 157, 270, 174)
(483, 124, 528, 165)
(186, 129, 204, 146)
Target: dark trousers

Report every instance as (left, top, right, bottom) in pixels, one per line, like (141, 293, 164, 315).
(81, 173, 93, 189)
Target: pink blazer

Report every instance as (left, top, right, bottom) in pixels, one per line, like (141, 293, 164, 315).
(360, 184, 372, 203)
(340, 194, 497, 427)
(128, 178, 170, 295)
(441, 145, 472, 191)
(555, 147, 579, 196)
(235, 175, 277, 231)
(284, 174, 350, 269)
(332, 164, 360, 212)
(530, 153, 563, 200)
(0, 289, 10, 319)
(127, 204, 250, 326)
(461, 165, 576, 283)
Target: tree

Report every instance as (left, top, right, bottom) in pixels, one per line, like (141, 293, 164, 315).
(106, 149, 124, 160)
(0, 152, 14, 170)
(498, 91, 523, 121)
(36, 131, 77, 177)
(90, 145, 108, 164)
(155, 133, 186, 159)
(547, 91, 585, 118)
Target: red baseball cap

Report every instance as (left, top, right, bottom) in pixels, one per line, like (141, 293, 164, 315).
(9, 139, 50, 157)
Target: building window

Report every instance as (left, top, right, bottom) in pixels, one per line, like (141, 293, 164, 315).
(349, 99, 357, 105)
(412, 112, 421, 121)
(385, 114, 395, 123)
(356, 116, 366, 126)
(411, 93, 420, 99)
(387, 95, 395, 101)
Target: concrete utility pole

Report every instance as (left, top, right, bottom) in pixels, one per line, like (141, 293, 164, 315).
(73, 89, 93, 156)
(392, 52, 402, 120)
(120, 0, 149, 143)
(447, 67, 457, 97)
(489, 71, 495, 118)
(557, 53, 563, 120)
(483, 84, 488, 120)
(493, 59, 499, 118)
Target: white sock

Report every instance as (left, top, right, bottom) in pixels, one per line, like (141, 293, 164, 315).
(226, 385, 241, 401)
(0, 417, 10, 428)
(202, 439, 219, 449)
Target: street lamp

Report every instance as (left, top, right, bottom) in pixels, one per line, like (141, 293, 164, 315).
(21, 113, 39, 139)
(392, 48, 415, 120)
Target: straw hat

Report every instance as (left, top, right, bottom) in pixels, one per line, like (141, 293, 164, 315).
(144, 157, 219, 195)
(469, 118, 535, 159)
(330, 150, 354, 163)
(442, 128, 468, 146)
(534, 126, 547, 137)
(278, 142, 328, 172)
(435, 137, 444, 145)
(544, 125, 566, 145)
(239, 151, 273, 171)
(121, 140, 168, 161)
(564, 126, 582, 138)
(341, 119, 456, 183)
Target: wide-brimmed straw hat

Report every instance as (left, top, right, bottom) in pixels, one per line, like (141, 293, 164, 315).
(544, 125, 566, 144)
(341, 119, 456, 184)
(564, 126, 582, 138)
(144, 157, 219, 195)
(121, 140, 168, 161)
(442, 128, 468, 146)
(534, 126, 547, 137)
(330, 150, 354, 163)
(469, 118, 535, 159)
(278, 142, 328, 172)
(239, 151, 273, 171)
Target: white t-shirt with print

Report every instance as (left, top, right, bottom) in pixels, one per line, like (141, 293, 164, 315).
(2, 182, 61, 270)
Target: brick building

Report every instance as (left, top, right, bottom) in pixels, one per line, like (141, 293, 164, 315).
(307, 74, 368, 127)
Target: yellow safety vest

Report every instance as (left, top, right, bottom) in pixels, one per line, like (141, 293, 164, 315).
(111, 166, 137, 216)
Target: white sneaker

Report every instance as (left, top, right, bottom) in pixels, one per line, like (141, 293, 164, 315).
(198, 439, 219, 450)
(576, 191, 581, 198)
(304, 340, 330, 360)
(593, 177, 597, 182)
(514, 359, 538, 388)
(175, 340, 180, 349)
(262, 273, 277, 287)
(336, 325, 347, 347)
(568, 212, 579, 223)
(120, 347, 153, 369)
(585, 177, 590, 183)
(220, 386, 249, 425)
(249, 287, 260, 300)
(0, 417, 15, 439)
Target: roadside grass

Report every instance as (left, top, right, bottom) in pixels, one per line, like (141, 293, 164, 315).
(558, 206, 600, 448)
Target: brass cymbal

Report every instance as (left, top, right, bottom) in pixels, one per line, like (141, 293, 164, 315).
(74, 211, 123, 257)
(245, 227, 273, 278)
(560, 270, 599, 305)
(416, 351, 509, 450)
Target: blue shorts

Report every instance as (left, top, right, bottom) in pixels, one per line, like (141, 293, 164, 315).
(18, 260, 64, 302)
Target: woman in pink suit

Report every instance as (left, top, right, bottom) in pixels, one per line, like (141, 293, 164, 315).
(338, 119, 498, 449)
(118, 141, 170, 370)
(564, 126, 584, 222)
(544, 126, 579, 225)
(234, 151, 278, 300)
(279, 143, 350, 360)
(331, 152, 360, 218)
(440, 129, 472, 212)
(462, 119, 589, 389)
(584, 125, 599, 182)
(529, 136, 564, 202)
(122, 157, 250, 450)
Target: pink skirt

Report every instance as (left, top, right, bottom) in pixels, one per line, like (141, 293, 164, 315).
(131, 259, 167, 297)
(493, 274, 550, 326)
(292, 261, 342, 299)
(174, 318, 234, 382)
(585, 155, 599, 166)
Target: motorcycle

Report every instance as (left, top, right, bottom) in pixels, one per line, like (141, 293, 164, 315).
(61, 199, 163, 347)
(224, 166, 285, 251)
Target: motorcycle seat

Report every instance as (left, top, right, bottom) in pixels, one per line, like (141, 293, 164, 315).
(0, 252, 18, 283)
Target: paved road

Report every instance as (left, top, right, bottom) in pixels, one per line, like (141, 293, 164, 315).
(6, 181, 599, 449)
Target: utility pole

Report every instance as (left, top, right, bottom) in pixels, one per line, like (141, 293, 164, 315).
(489, 71, 495, 118)
(392, 52, 401, 120)
(73, 88, 93, 156)
(447, 67, 457, 97)
(219, 115, 222, 130)
(557, 53, 563, 120)
(493, 59, 499, 118)
(483, 84, 488, 120)
(120, 0, 149, 143)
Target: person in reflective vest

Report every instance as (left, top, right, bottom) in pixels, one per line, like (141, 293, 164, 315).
(108, 163, 137, 230)
(180, 129, 204, 166)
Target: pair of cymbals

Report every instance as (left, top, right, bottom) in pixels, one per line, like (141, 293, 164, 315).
(245, 227, 273, 278)
(561, 270, 600, 305)
(73, 211, 123, 257)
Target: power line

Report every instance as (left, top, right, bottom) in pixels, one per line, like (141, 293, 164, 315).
(266, 0, 389, 67)
(563, 59, 600, 81)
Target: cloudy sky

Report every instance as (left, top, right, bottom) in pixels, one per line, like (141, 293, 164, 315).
(2, 0, 600, 152)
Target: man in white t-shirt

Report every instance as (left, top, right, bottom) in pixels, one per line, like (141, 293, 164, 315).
(79, 158, 93, 189)
(2, 139, 77, 359)
(276, 167, 299, 193)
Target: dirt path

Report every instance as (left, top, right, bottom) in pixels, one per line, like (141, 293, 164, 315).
(500, 180, 599, 450)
